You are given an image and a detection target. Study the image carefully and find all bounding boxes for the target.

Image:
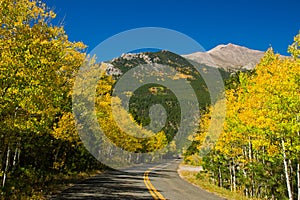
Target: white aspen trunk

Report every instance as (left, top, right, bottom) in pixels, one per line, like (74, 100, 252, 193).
(297, 163, 300, 200)
(17, 147, 20, 164)
(229, 163, 233, 191)
(232, 158, 236, 192)
(262, 146, 266, 198)
(249, 137, 252, 161)
(282, 139, 293, 200)
(242, 146, 249, 196)
(12, 145, 19, 167)
(248, 138, 254, 197)
(2, 146, 10, 188)
(272, 194, 275, 200)
(243, 147, 247, 160)
(289, 158, 294, 194)
(218, 166, 222, 187)
(251, 178, 255, 198)
(243, 169, 249, 197)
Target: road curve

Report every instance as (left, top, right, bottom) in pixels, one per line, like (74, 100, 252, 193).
(53, 159, 224, 200)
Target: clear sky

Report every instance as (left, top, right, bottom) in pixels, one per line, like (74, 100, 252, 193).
(44, 0, 299, 56)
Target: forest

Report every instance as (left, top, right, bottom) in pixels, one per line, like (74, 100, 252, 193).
(0, 0, 104, 198)
(186, 40, 300, 199)
(0, 0, 299, 199)
(0, 1, 174, 198)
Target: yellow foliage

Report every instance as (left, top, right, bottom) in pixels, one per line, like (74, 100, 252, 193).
(95, 76, 168, 153)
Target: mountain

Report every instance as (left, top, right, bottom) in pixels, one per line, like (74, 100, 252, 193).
(99, 44, 266, 140)
(104, 43, 265, 76)
(102, 50, 230, 140)
(182, 43, 265, 71)
(101, 43, 266, 109)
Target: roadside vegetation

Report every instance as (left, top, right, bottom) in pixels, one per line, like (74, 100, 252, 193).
(0, 1, 172, 198)
(179, 170, 259, 200)
(184, 34, 300, 200)
(1, 0, 299, 199)
(0, 1, 105, 198)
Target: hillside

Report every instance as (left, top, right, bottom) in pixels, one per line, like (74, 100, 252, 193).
(182, 43, 264, 71)
(99, 45, 264, 140)
(104, 43, 265, 77)
(106, 50, 217, 140)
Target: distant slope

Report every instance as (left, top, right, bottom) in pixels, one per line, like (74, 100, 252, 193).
(99, 45, 265, 140)
(100, 50, 230, 140)
(182, 43, 265, 71)
(107, 50, 230, 107)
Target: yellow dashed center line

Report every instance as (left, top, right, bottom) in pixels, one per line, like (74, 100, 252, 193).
(143, 167, 166, 200)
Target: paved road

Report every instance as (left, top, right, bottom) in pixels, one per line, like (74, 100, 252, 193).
(54, 159, 224, 200)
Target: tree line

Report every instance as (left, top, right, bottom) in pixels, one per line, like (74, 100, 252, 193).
(188, 34, 300, 199)
(0, 1, 175, 198)
(0, 1, 104, 198)
(1, 1, 299, 199)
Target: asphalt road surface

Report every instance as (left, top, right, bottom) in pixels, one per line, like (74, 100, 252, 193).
(54, 159, 225, 200)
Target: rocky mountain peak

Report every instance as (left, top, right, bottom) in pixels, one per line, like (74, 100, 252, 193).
(183, 43, 265, 71)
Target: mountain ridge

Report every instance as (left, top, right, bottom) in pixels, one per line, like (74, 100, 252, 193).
(99, 44, 265, 140)
(104, 43, 266, 74)
(182, 43, 265, 71)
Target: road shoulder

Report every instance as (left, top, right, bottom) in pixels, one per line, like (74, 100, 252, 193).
(177, 163, 256, 200)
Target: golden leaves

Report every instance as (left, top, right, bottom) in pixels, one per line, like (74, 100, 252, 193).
(194, 32, 300, 163)
(0, 0, 86, 141)
(95, 76, 168, 153)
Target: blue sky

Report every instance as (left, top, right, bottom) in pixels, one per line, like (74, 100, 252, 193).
(44, 0, 299, 56)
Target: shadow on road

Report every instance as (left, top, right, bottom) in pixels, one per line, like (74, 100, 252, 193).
(53, 169, 158, 200)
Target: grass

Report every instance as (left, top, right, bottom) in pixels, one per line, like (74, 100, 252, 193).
(178, 169, 260, 200)
(0, 170, 103, 200)
(41, 170, 102, 199)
